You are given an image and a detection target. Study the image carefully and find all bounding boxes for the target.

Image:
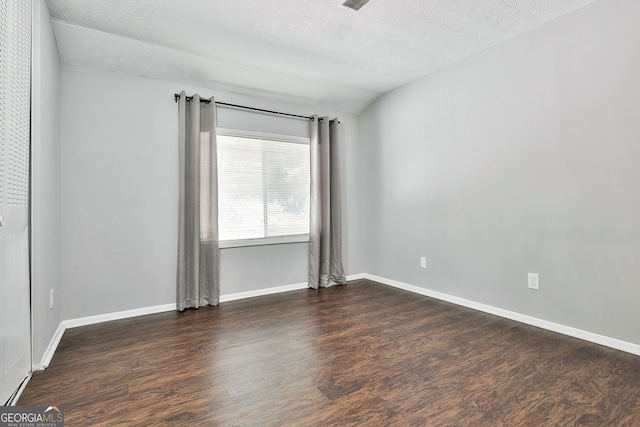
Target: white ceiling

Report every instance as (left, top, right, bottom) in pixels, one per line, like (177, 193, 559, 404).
(46, 0, 598, 113)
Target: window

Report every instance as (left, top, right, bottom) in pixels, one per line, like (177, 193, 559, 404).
(217, 128, 310, 247)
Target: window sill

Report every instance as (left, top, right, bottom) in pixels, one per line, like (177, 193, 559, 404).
(219, 234, 309, 249)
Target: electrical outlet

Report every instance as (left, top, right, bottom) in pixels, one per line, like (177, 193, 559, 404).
(528, 273, 540, 290)
(50, 289, 54, 309)
(420, 257, 427, 269)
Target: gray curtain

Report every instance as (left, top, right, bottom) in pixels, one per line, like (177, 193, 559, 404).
(177, 91, 220, 310)
(309, 116, 347, 289)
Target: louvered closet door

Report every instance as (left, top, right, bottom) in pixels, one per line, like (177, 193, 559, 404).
(0, 0, 32, 404)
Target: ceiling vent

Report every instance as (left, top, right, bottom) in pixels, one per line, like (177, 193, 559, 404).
(342, 0, 369, 11)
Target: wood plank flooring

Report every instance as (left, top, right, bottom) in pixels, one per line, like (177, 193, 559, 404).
(19, 280, 640, 426)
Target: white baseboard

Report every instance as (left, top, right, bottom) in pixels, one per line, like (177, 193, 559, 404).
(41, 272, 636, 377)
(220, 282, 308, 302)
(34, 322, 66, 370)
(364, 273, 640, 357)
(62, 303, 177, 329)
(219, 274, 365, 302)
(39, 281, 321, 369)
(65, 281, 320, 326)
(59, 277, 365, 332)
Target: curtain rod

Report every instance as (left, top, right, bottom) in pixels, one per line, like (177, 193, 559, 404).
(174, 94, 315, 121)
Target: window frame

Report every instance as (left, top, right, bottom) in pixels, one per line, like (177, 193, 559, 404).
(215, 127, 311, 249)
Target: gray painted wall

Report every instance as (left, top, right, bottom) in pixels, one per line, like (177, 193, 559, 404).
(59, 64, 362, 320)
(360, 0, 640, 344)
(31, 1, 62, 365)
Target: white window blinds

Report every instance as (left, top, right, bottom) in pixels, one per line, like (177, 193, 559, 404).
(217, 132, 310, 242)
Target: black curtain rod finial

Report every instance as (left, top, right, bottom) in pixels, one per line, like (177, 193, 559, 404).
(319, 118, 341, 124)
(174, 94, 211, 104)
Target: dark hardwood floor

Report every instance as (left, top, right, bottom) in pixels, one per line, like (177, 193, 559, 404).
(19, 280, 640, 426)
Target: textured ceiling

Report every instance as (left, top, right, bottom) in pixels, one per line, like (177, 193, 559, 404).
(46, 0, 598, 113)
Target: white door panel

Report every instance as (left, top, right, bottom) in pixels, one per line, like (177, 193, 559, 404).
(0, 0, 31, 404)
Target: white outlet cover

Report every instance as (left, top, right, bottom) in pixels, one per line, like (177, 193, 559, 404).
(528, 273, 540, 290)
(420, 257, 427, 269)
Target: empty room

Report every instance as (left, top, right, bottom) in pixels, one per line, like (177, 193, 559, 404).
(1, 0, 639, 425)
